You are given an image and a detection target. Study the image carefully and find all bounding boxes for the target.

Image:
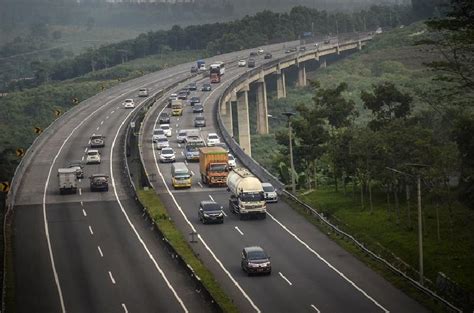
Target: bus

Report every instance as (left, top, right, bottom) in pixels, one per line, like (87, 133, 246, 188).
(210, 61, 225, 83)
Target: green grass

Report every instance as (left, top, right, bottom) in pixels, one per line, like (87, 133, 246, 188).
(299, 186, 474, 294)
(137, 188, 239, 313)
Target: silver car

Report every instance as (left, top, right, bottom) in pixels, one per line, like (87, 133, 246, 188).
(262, 182, 278, 203)
(155, 136, 169, 150)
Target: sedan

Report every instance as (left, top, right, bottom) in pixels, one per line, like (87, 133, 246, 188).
(257, 48, 264, 54)
(159, 112, 170, 124)
(193, 104, 204, 113)
(206, 133, 220, 146)
(238, 59, 246, 67)
(201, 83, 212, 91)
(188, 82, 197, 91)
(198, 200, 224, 224)
(194, 115, 206, 127)
(190, 96, 201, 106)
(160, 124, 172, 137)
(86, 149, 101, 164)
(159, 147, 176, 163)
(155, 136, 169, 150)
(264, 52, 272, 59)
(262, 182, 278, 203)
(177, 129, 188, 143)
(90, 174, 109, 192)
(241, 246, 271, 275)
(152, 128, 165, 142)
(228, 154, 236, 168)
(177, 92, 188, 100)
(123, 99, 135, 109)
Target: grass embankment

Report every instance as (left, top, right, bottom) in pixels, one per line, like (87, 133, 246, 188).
(137, 188, 238, 313)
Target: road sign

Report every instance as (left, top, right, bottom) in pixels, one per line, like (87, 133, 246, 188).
(0, 182, 10, 192)
(16, 148, 25, 157)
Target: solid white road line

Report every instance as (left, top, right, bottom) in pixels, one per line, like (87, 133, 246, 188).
(234, 226, 244, 236)
(42, 89, 132, 313)
(311, 304, 321, 313)
(100, 121, 104, 125)
(108, 271, 116, 284)
(110, 105, 189, 313)
(122, 303, 128, 313)
(279, 272, 292, 286)
(82, 209, 87, 216)
(98, 246, 103, 257)
(88, 226, 93, 235)
(150, 90, 261, 312)
(267, 213, 389, 312)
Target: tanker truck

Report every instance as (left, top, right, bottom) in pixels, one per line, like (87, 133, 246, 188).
(226, 168, 266, 219)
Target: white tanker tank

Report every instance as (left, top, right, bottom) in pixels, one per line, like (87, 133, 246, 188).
(226, 168, 266, 219)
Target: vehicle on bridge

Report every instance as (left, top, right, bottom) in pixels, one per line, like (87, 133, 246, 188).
(171, 99, 184, 116)
(171, 162, 192, 188)
(58, 167, 78, 194)
(227, 168, 266, 219)
(123, 98, 135, 109)
(210, 62, 225, 83)
(247, 58, 256, 68)
(241, 246, 272, 275)
(138, 88, 149, 97)
(199, 146, 229, 186)
(197, 59, 206, 71)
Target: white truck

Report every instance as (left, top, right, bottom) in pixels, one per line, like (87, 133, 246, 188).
(227, 168, 266, 219)
(58, 168, 78, 194)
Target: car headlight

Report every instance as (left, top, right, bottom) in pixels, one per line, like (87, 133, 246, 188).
(203, 213, 210, 217)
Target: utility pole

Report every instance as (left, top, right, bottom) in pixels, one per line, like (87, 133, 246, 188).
(282, 112, 296, 194)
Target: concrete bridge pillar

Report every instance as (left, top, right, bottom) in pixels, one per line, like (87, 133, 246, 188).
(255, 78, 269, 135)
(237, 86, 251, 156)
(320, 59, 327, 68)
(276, 70, 286, 99)
(358, 40, 362, 50)
(297, 64, 307, 87)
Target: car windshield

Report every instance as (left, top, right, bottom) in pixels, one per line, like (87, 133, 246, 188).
(161, 125, 169, 130)
(178, 131, 186, 136)
(202, 202, 221, 211)
(125, 99, 133, 103)
(158, 138, 167, 143)
(160, 113, 168, 117)
(240, 192, 264, 202)
(247, 250, 267, 260)
(195, 116, 204, 121)
(93, 177, 107, 183)
(162, 148, 173, 154)
(186, 146, 198, 152)
(263, 185, 274, 192)
(88, 151, 98, 156)
(153, 130, 164, 135)
(91, 135, 102, 140)
(194, 105, 203, 109)
(209, 135, 218, 140)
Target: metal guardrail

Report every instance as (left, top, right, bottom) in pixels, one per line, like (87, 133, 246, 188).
(215, 38, 463, 313)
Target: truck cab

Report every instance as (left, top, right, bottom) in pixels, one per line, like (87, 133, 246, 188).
(227, 168, 266, 219)
(199, 147, 229, 186)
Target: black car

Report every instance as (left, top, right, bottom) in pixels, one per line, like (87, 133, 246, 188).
(188, 82, 197, 91)
(241, 246, 272, 275)
(90, 134, 105, 148)
(159, 112, 170, 124)
(193, 104, 204, 113)
(190, 66, 198, 73)
(248, 58, 256, 68)
(249, 51, 258, 57)
(198, 200, 224, 224)
(264, 52, 272, 59)
(190, 96, 201, 106)
(194, 115, 206, 127)
(201, 83, 212, 91)
(90, 174, 109, 192)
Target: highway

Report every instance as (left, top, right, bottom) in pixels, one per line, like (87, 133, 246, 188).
(139, 46, 429, 312)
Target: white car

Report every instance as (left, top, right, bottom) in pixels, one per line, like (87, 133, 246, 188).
(206, 133, 220, 146)
(160, 124, 172, 137)
(123, 98, 135, 109)
(257, 48, 264, 54)
(238, 59, 246, 67)
(152, 128, 165, 142)
(228, 154, 236, 168)
(138, 88, 148, 97)
(177, 129, 188, 143)
(86, 149, 101, 164)
(159, 147, 176, 163)
(262, 182, 278, 202)
(169, 93, 178, 101)
(155, 136, 169, 150)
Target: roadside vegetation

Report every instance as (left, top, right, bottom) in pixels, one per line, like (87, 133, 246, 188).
(251, 1, 474, 309)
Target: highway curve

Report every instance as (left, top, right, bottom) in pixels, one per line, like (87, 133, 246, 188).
(139, 43, 429, 312)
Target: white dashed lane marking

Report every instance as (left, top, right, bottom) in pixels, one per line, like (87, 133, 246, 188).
(82, 209, 87, 216)
(279, 272, 293, 286)
(234, 226, 244, 236)
(122, 303, 128, 313)
(88, 226, 93, 235)
(98, 246, 104, 257)
(310, 304, 321, 312)
(108, 271, 116, 284)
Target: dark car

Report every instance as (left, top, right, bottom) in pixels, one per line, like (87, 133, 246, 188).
(324, 39, 331, 44)
(159, 112, 170, 124)
(201, 83, 212, 91)
(68, 161, 84, 179)
(241, 246, 271, 275)
(193, 104, 204, 113)
(90, 174, 109, 192)
(285, 49, 291, 54)
(194, 115, 206, 127)
(190, 96, 201, 106)
(198, 200, 224, 224)
(177, 91, 188, 100)
(248, 58, 256, 68)
(190, 65, 198, 73)
(188, 82, 197, 91)
(264, 52, 272, 59)
(90, 134, 105, 148)
(249, 51, 258, 57)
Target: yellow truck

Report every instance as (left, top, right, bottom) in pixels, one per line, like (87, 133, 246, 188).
(171, 99, 183, 116)
(199, 146, 229, 186)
